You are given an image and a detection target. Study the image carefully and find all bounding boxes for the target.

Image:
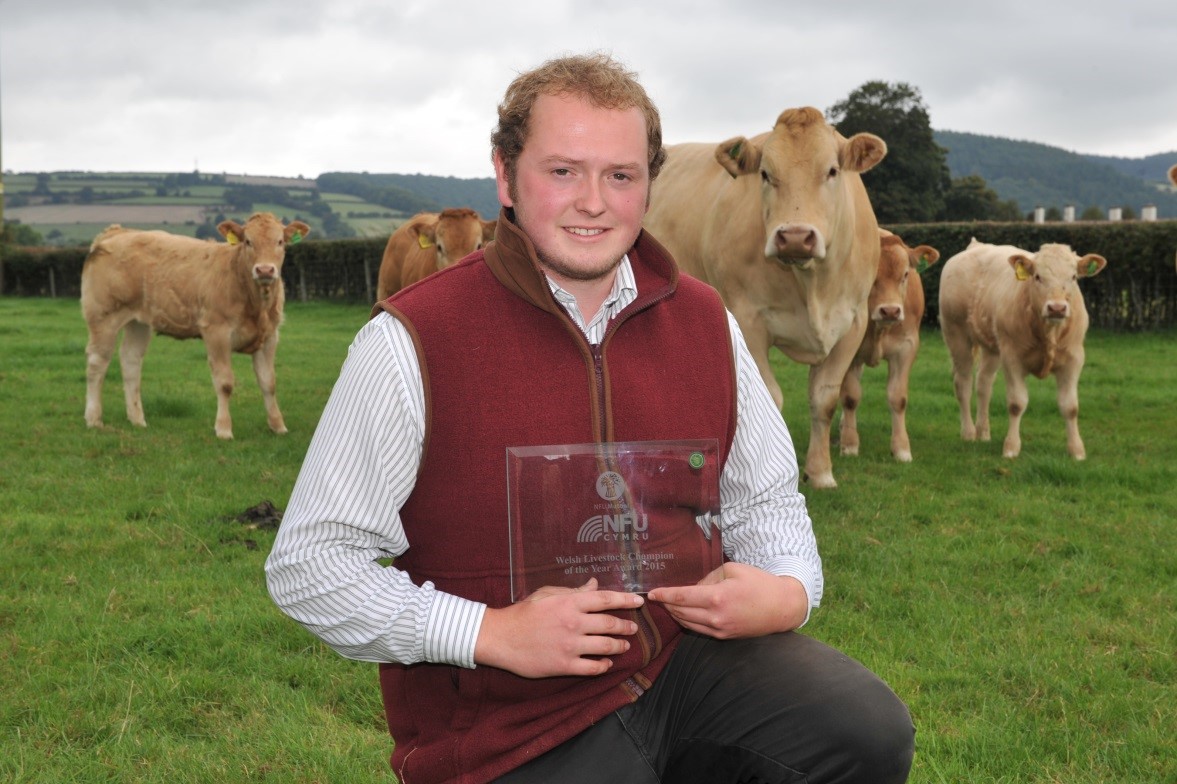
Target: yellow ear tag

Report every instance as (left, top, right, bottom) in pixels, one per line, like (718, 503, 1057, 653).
(1014, 261, 1030, 281)
(289, 231, 303, 245)
(226, 233, 239, 246)
(418, 234, 435, 250)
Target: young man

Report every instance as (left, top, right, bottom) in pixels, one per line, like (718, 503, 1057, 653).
(266, 53, 913, 784)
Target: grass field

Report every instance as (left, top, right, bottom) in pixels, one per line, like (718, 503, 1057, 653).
(0, 297, 1173, 783)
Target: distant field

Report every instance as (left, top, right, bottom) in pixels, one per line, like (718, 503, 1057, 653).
(5, 204, 208, 224)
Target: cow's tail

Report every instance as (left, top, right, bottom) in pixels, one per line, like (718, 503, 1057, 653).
(88, 224, 126, 255)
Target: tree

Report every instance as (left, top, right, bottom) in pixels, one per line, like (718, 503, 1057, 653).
(1, 221, 44, 246)
(827, 81, 950, 223)
(943, 174, 1021, 221)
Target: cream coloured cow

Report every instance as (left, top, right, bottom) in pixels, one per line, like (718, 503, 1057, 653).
(938, 239, 1106, 459)
(81, 213, 310, 439)
(376, 208, 496, 301)
(838, 231, 940, 462)
(644, 106, 887, 488)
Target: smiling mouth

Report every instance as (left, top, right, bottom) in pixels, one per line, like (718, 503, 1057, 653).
(566, 227, 605, 237)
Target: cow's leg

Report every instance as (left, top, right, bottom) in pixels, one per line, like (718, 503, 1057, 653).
(203, 331, 236, 440)
(84, 320, 121, 428)
(252, 333, 287, 435)
(1054, 357, 1085, 460)
(805, 322, 865, 489)
(838, 362, 864, 457)
(944, 330, 976, 441)
(885, 346, 915, 462)
(739, 314, 783, 410)
(1001, 364, 1030, 459)
(119, 320, 152, 427)
(974, 351, 1001, 443)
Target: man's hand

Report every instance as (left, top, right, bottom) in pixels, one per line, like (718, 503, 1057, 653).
(646, 563, 808, 639)
(474, 578, 644, 678)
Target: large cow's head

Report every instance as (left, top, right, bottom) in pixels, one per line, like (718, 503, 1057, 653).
(416, 208, 497, 271)
(1008, 243, 1106, 323)
(218, 213, 311, 289)
(714, 107, 886, 268)
(871, 232, 940, 325)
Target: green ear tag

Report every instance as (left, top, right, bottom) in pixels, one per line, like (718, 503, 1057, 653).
(1085, 260, 1098, 276)
(290, 231, 303, 245)
(916, 256, 929, 275)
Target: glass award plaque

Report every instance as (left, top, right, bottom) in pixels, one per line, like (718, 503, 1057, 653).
(506, 439, 723, 601)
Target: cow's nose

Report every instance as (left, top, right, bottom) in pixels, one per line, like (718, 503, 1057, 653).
(876, 305, 903, 322)
(775, 227, 817, 255)
(1045, 301, 1069, 319)
(255, 264, 277, 280)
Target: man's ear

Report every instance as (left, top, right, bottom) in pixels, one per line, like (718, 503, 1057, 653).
(493, 150, 514, 208)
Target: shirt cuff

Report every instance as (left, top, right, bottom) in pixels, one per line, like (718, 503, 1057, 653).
(757, 555, 821, 627)
(421, 592, 487, 668)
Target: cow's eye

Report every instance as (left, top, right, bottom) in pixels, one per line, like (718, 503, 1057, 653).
(827, 166, 839, 179)
(760, 170, 770, 184)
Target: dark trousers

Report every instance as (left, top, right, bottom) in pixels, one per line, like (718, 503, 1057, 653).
(496, 631, 914, 784)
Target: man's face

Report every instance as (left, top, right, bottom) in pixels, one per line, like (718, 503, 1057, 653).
(494, 93, 649, 288)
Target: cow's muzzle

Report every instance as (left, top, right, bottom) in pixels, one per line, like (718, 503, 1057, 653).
(766, 224, 827, 263)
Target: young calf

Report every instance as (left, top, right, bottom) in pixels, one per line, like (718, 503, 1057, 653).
(938, 239, 1106, 459)
(81, 213, 310, 439)
(838, 231, 940, 462)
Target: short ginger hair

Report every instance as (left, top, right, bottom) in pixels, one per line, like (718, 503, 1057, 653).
(491, 52, 667, 195)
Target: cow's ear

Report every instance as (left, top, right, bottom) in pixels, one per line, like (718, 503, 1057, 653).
(715, 136, 761, 178)
(911, 245, 940, 274)
(482, 219, 497, 244)
(417, 222, 438, 250)
(218, 221, 245, 245)
(842, 133, 887, 174)
(285, 221, 311, 245)
(1077, 254, 1107, 278)
(1009, 254, 1034, 281)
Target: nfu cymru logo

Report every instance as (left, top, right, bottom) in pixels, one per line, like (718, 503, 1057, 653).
(576, 511, 649, 543)
(578, 470, 649, 543)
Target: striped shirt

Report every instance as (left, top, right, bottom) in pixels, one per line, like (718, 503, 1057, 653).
(265, 257, 823, 667)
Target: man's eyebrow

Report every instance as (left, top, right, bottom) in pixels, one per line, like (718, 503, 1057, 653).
(538, 155, 643, 171)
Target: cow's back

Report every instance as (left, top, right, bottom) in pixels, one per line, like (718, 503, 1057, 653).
(939, 242, 1021, 346)
(82, 229, 227, 336)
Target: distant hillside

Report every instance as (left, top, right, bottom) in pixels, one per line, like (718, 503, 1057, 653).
(317, 172, 499, 220)
(1080, 151, 1177, 184)
(934, 130, 1177, 217)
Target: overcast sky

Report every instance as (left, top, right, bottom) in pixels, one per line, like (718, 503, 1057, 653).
(2, 0, 1175, 181)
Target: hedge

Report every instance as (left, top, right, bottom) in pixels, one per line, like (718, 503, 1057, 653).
(3, 221, 1175, 330)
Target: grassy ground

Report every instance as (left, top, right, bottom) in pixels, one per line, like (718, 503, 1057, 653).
(0, 297, 1173, 783)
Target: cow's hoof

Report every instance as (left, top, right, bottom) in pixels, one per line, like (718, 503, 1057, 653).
(894, 450, 913, 462)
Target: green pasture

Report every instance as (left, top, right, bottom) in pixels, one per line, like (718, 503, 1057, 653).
(0, 297, 1173, 783)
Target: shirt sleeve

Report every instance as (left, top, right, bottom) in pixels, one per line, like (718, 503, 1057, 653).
(718, 311, 825, 622)
(264, 312, 487, 666)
